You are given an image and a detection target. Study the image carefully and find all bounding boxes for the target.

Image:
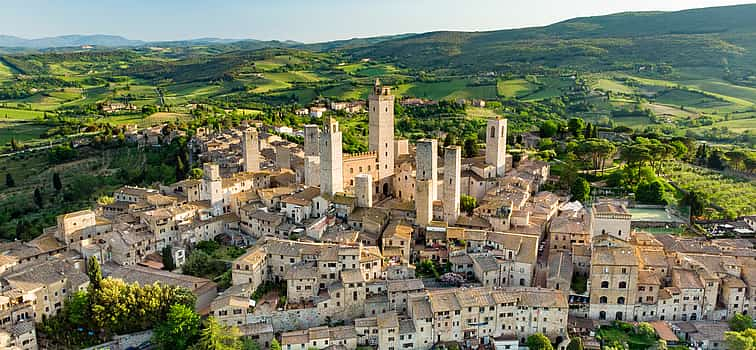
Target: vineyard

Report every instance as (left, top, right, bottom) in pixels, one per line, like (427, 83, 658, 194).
(664, 162, 756, 219)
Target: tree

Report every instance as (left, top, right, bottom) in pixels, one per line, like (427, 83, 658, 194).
(193, 317, 242, 350)
(270, 339, 282, 350)
(526, 333, 554, 350)
(566, 337, 583, 350)
(568, 118, 585, 137)
(33, 188, 44, 208)
(540, 120, 558, 138)
(683, 190, 706, 219)
(725, 330, 755, 350)
(189, 168, 204, 180)
(87, 256, 102, 290)
(5, 173, 14, 188)
(153, 304, 201, 350)
(463, 138, 479, 158)
(460, 195, 477, 215)
(636, 180, 666, 204)
(53, 172, 63, 192)
(730, 313, 753, 332)
(571, 177, 590, 203)
(162, 245, 176, 271)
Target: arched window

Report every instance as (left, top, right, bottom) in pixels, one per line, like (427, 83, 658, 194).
(601, 281, 609, 289)
(617, 297, 625, 304)
(619, 281, 627, 289)
(599, 311, 607, 320)
(599, 296, 608, 304)
(490, 126, 496, 138)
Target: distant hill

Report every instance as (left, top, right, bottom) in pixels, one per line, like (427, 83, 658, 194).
(340, 4, 756, 74)
(0, 34, 145, 48)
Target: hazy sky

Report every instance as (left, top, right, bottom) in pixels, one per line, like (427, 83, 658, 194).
(2, 0, 754, 42)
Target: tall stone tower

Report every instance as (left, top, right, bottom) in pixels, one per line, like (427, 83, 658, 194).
(304, 156, 320, 187)
(203, 163, 223, 216)
(416, 139, 438, 200)
(443, 145, 461, 224)
(369, 78, 395, 194)
(355, 174, 373, 208)
(242, 129, 260, 172)
(304, 124, 320, 157)
(415, 179, 434, 227)
(486, 117, 508, 177)
(320, 118, 344, 196)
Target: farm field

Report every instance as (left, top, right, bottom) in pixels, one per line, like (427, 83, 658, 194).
(0, 121, 50, 145)
(664, 161, 756, 218)
(688, 117, 756, 133)
(496, 79, 538, 98)
(0, 107, 47, 121)
(395, 79, 498, 100)
(521, 76, 575, 101)
(592, 78, 635, 94)
(321, 84, 367, 100)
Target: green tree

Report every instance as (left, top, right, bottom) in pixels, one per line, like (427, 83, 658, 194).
(725, 330, 755, 350)
(270, 339, 282, 350)
(153, 304, 201, 350)
(162, 245, 176, 271)
(242, 339, 261, 350)
(526, 333, 554, 350)
(566, 337, 583, 350)
(730, 313, 753, 332)
(53, 172, 63, 192)
(189, 168, 204, 180)
(568, 118, 585, 137)
(193, 317, 242, 350)
(463, 138, 479, 158)
(5, 173, 14, 188)
(66, 291, 90, 325)
(33, 188, 44, 208)
(540, 120, 558, 138)
(636, 180, 666, 204)
(460, 195, 478, 215)
(571, 177, 590, 203)
(87, 256, 102, 290)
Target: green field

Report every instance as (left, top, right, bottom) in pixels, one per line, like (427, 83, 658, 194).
(654, 89, 732, 110)
(321, 84, 367, 100)
(593, 78, 635, 94)
(0, 60, 13, 81)
(521, 76, 575, 101)
(664, 161, 756, 218)
(688, 117, 756, 133)
(497, 79, 538, 98)
(0, 108, 47, 121)
(395, 79, 498, 100)
(103, 112, 193, 127)
(0, 121, 50, 145)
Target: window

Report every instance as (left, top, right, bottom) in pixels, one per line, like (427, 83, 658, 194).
(599, 296, 608, 304)
(617, 297, 625, 304)
(619, 281, 627, 289)
(601, 281, 609, 288)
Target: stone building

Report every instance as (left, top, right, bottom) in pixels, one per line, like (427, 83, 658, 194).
(368, 79, 395, 196)
(589, 234, 639, 321)
(485, 117, 507, 177)
(443, 145, 461, 224)
(320, 118, 344, 197)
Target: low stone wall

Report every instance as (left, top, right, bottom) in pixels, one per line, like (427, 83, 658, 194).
(248, 307, 324, 332)
(81, 330, 153, 350)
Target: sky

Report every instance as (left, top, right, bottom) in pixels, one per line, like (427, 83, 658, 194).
(1, 0, 754, 43)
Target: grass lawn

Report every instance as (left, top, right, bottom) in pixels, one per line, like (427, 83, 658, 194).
(597, 324, 658, 350)
(497, 79, 538, 98)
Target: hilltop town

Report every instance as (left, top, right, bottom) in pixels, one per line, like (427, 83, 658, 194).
(0, 79, 753, 350)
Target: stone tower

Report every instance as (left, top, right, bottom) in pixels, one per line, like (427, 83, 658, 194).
(203, 163, 223, 216)
(443, 145, 461, 224)
(416, 139, 438, 200)
(304, 124, 320, 157)
(355, 174, 373, 208)
(415, 179, 434, 227)
(304, 156, 320, 187)
(320, 118, 344, 196)
(242, 129, 260, 172)
(486, 117, 508, 177)
(368, 78, 395, 194)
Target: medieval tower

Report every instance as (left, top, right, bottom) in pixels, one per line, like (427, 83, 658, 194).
(304, 124, 320, 157)
(320, 118, 344, 196)
(486, 117, 508, 177)
(355, 174, 373, 208)
(416, 139, 438, 200)
(242, 129, 260, 172)
(203, 162, 223, 216)
(443, 145, 461, 224)
(368, 78, 395, 195)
